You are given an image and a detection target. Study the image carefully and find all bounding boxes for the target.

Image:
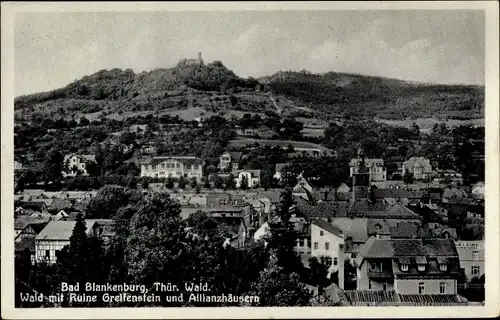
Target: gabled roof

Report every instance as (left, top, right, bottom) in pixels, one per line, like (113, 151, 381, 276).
(356, 237, 459, 267)
(227, 151, 243, 161)
(35, 219, 112, 241)
(297, 201, 349, 219)
(367, 219, 391, 236)
(332, 218, 369, 242)
(389, 223, 419, 239)
(64, 154, 96, 162)
(140, 156, 203, 166)
(312, 219, 343, 237)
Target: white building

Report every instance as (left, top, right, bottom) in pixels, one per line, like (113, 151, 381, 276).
(62, 154, 96, 177)
(234, 170, 261, 188)
(219, 151, 242, 171)
(471, 182, 485, 200)
(349, 154, 387, 182)
(140, 156, 204, 180)
(403, 157, 433, 181)
(454, 240, 484, 281)
(311, 219, 345, 288)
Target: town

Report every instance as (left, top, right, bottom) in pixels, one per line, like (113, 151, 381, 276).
(14, 91, 485, 306)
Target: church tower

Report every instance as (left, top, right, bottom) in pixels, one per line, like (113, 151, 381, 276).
(352, 148, 370, 200)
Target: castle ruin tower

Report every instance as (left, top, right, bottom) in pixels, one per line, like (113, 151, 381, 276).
(197, 52, 204, 66)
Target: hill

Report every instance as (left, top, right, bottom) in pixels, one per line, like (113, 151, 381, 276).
(260, 70, 484, 120)
(14, 60, 484, 123)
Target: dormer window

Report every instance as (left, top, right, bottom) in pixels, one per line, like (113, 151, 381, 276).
(400, 264, 409, 271)
(439, 264, 447, 271)
(374, 224, 382, 231)
(415, 256, 427, 271)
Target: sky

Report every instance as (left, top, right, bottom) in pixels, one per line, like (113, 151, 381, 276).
(14, 10, 485, 96)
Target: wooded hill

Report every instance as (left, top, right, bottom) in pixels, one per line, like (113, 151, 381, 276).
(15, 60, 484, 122)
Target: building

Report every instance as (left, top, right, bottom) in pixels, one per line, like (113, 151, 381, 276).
(62, 154, 96, 177)
(454, 240, 484, 281)
(349, 149, 387, 182)
(35, 219, 114, 264)
(219, 151, 242, 171)
(14, 160, 23, 171)
(402, 157, 433, 181)
(15, 222, 49, 263)
(471, 182, 485, 200)
(140, 156, 204, 180)
(355, 238, 461, 294)
(233, 170, 261, 188)
(311, 219, 345, 288)
(177, 52, 204, 67)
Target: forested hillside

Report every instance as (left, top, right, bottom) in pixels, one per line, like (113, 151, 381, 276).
(260, 71, 484, 120)
(14, 61, 484, 122)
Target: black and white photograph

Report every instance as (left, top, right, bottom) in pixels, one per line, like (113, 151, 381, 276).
(1, 1, 499, 319)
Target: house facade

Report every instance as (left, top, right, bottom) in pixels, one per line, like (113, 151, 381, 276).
(140, 156, 204, 180)
(62, 154, 96, 177)
(350, 153, 387, 182)
(355, 238, 461, 294)
(35, 219, 114, 264)
(219, 152, 242, 171)
(471, 182, 485, 200)
(402, 157, 433, 181)
(311, 219, 345, 288)
(454, 240, 484, 281)
(234, 170, 260, 188)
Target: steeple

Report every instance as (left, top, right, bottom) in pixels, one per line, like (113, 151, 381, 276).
(352, 147, 370, 200)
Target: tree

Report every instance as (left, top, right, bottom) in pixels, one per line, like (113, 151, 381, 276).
(246, 253, 312, 306)
(240, 175, 249, 190)
(42, 148, 63, 184)
(225, 174, 236, 189)
(212, 174, 224, 189)
(86, 185, 141, 219)
(79, 117, 90, 126)
(57, 213, 105, 306)
(264, 189, 302, 274)
(190, 177, 197, 188)
(403, 169, 414, 184)
(308, 257, 329, 292)
(85, 160, 100, 177)
(165, 177, 175, 189)
(261, 165, 275, 190)
(178, 177, 188, 189)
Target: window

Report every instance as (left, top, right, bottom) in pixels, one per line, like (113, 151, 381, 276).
(325, 242, 330, 250)
(374, 224, 382, 231)
(314, 242, 318, 250)
(400, 264, 409, 272)
(370, 262, 383, 272)
(161, 163, 166, 169)
(299, 238, 304, 247)
(439, 264, 447, 271)
(418, 282, 425, 294)
(320, 230, 324, 236)
(471, 266, 480, 275)
(152, 165, 157, 170)
(194, 165, 199, 170)
(45, 250, 50, 257)
(368, 280, 372, 290)
(333, 257, 338, 266)
(383, 283, 387, 291)
(439, 282, 446, 294)
(473, 251, 479, 261)
(417, 264, 426, 271)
